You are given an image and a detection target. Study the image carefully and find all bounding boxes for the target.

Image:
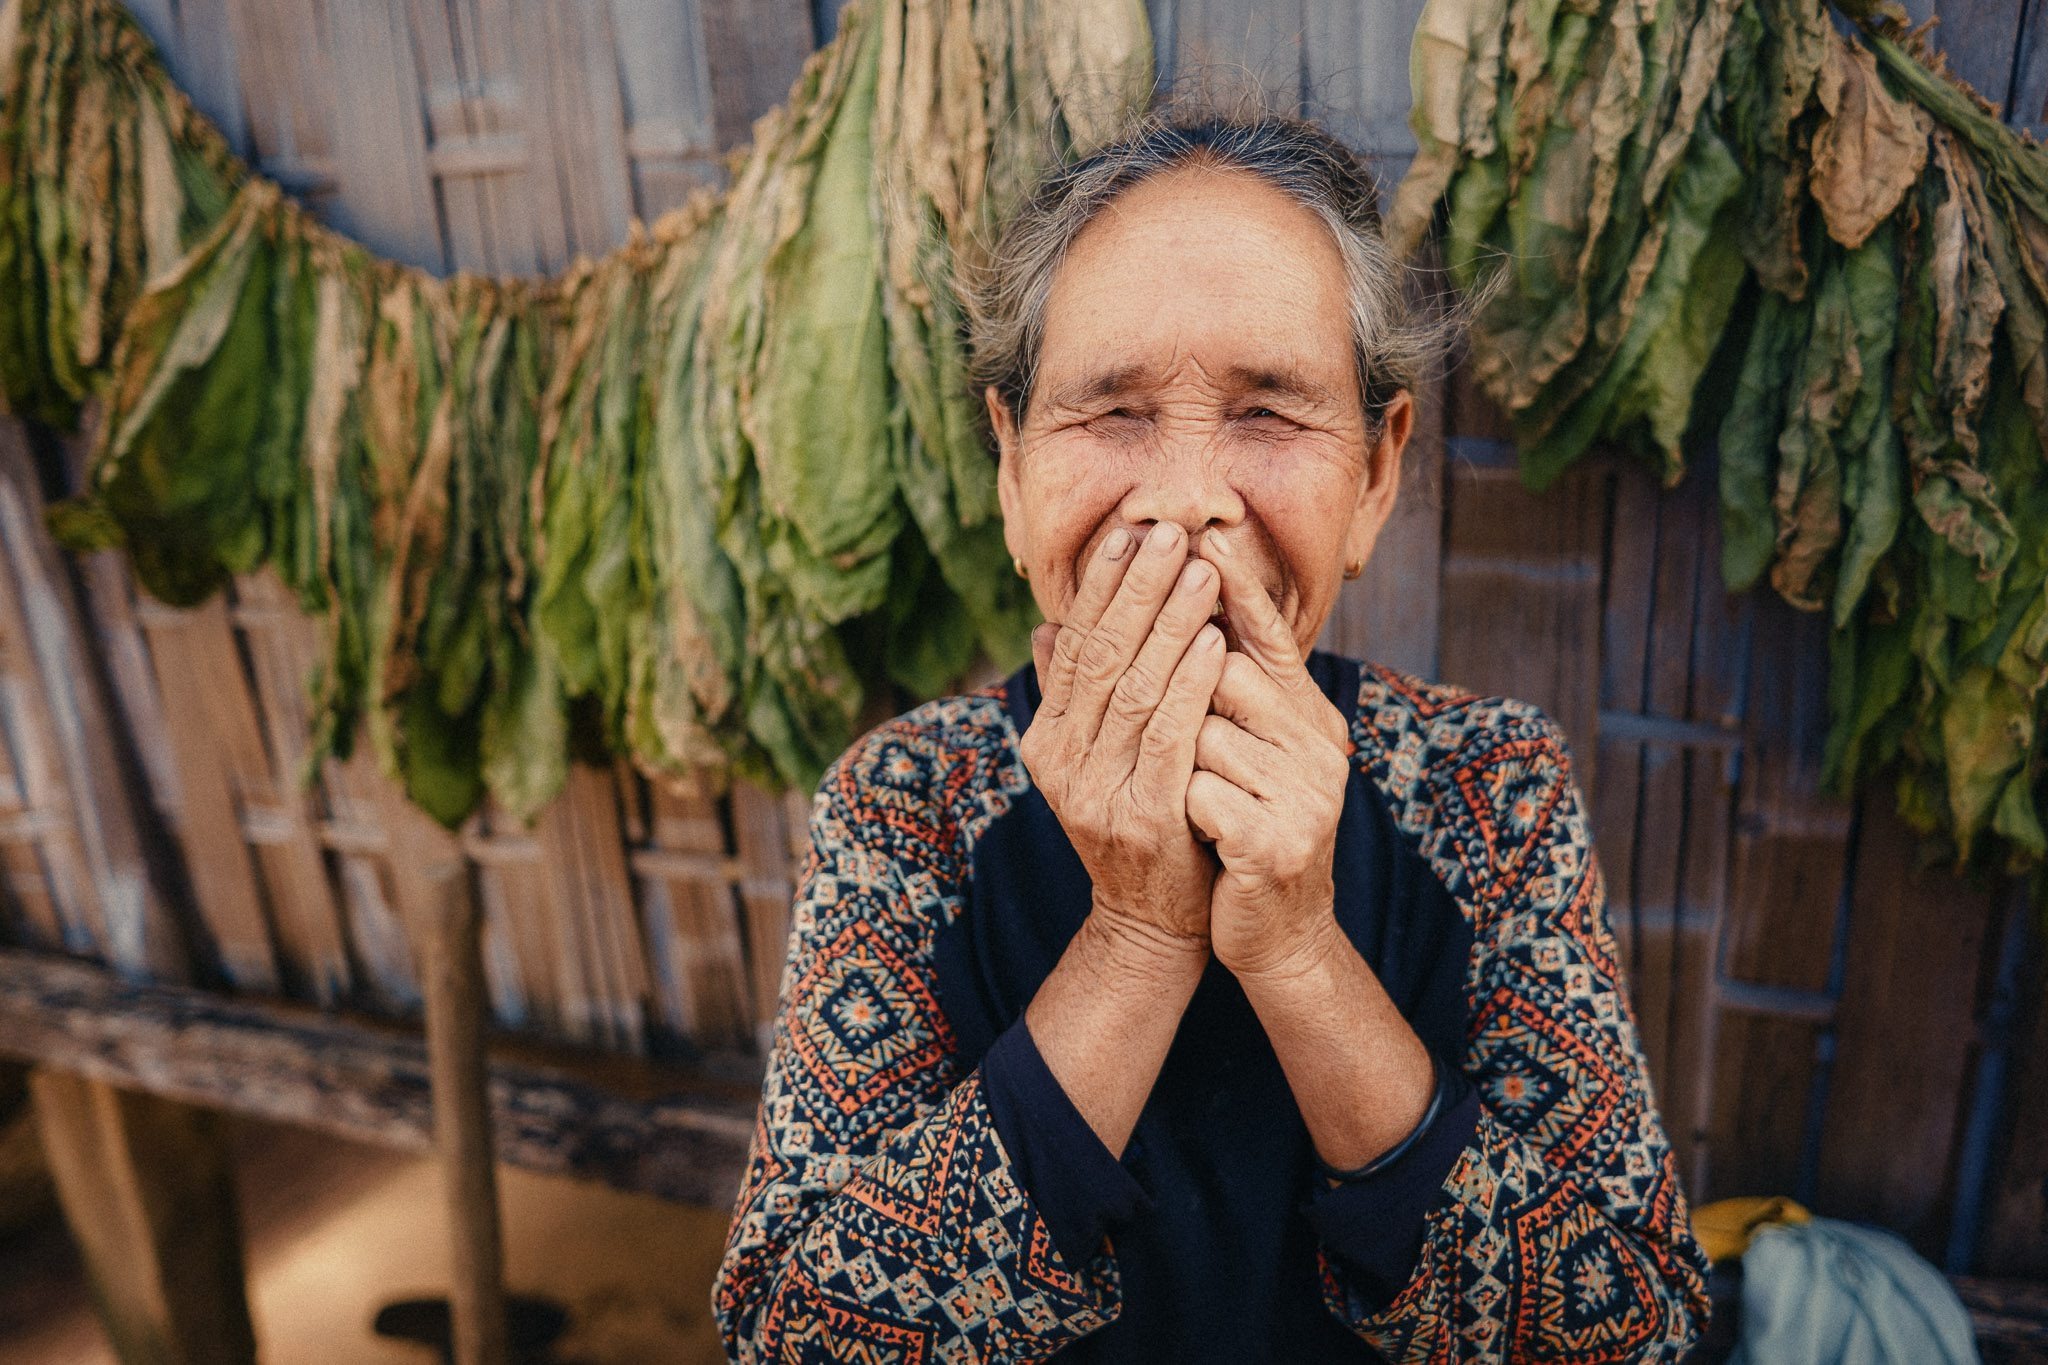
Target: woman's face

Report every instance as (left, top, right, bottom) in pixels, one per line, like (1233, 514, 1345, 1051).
(986, 162, 1413, 659)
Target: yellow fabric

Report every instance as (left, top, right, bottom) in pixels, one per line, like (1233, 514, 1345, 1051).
(1692, 1196, 1813, 1264)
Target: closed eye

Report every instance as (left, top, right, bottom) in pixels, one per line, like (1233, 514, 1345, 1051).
(1083, 407, 1147, 433)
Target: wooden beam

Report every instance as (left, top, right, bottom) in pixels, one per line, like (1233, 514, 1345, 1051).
(0, 950, 761, 1209)
(419, 860, 507, 1365)
(28, 1069, 256, 1365)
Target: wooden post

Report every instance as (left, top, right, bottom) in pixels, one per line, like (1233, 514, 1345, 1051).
(26, 1070, 256, 1365)
(419, 855, 509, 1365)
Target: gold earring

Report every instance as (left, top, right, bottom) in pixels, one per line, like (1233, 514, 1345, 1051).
(1013, 555, 1029, 580)
(1343, 558, 1364, 580)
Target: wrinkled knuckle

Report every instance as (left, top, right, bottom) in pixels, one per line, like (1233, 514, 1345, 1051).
(1137, 716, 1184, 760)
(1049, 630, 1089, 677)
(1115, 660, 1163, 708)
(1106, 694, 1154, 734)
(1076, 630, 1126, 683)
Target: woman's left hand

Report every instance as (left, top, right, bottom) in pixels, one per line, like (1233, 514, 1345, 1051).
(1185, 534, 1355, 980)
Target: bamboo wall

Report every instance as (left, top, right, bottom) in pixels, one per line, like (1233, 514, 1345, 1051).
(0, 0, 2041, 1281)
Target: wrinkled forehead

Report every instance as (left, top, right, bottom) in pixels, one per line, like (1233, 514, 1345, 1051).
(1030, 167, 1356, 411)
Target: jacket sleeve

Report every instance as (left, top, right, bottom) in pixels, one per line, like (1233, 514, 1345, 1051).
(710, 722, 1129, 1362)
(1316, 705, 1713, 1362)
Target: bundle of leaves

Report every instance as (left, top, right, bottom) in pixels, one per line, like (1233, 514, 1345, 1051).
(1391, 0, 2048, 882)
(0, 0, 1151, 826)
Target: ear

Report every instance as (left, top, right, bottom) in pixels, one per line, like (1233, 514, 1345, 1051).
(1343, 389, 1414, 570)
(987, 385, 1029, 561)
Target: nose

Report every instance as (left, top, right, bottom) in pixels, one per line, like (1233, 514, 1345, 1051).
(1117, 447, 1245, 547)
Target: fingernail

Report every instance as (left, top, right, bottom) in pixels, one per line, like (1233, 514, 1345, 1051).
(1181, 560, 1214, 591)
(1103, 528, 1132, 560)
(1206, 532, 1233, 557)
(1148, 523, 1183, 555)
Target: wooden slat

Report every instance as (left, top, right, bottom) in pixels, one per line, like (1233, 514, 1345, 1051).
(146, 0, 251, 157)
(522, 0, 637, 260)
(155, 577, 349, 1001)
(471, 832, 536, 1032)
(1703, 1013, 1830, 1202)
(318, 745, 426, 1014)
(0, 948, 759, 1208)
(1979, 915, 2048, 1276)
(0, 423, 182, 979)
(1815, 793, 2000, 1254)
(0, 549, 97, 956)
(1301, 0, 1425, 155)
(533, 764, 654, 1053)
(1435, 374, 1606, 779)
(1628, 505, 1695, 1098)
(131, 598, 282, 992)
(60, 428, 187, 811)
(1664, 467, 1746, 1195)
(226, 573, 356, 1006)
(1591, 464, 1655, 980)
(1716, 602, 1851, 992)
(1702, 598, 1854, 1201)
(323, 0, 451, 272)
(1898, 0, 2026, 115)
(473, 810, 577, 1035)
(697, 0, 817, 155)
(2013, 4, 2048, 139)
(221, 0, 342, 206)
(610, 0, 725, 212)
(407, 0, 532, 275)
(642, 778, 754, 1051)
(1167, 0, 1308, 110)
(461, 816, 555, 1033)
(1320, 259, 1447, 679)
(0, 712, 67, 952)
(1589, 454, 1746, 1194)
(1146, 0, 1179, 89)
(730, 782, 801, 1053)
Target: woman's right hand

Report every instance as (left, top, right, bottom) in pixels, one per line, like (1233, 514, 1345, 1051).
(1018, 519, 1228, 950)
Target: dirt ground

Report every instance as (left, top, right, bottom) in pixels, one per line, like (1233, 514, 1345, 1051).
(0, 1114, 733, 1363)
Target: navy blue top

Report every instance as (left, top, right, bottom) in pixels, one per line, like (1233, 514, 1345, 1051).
(930, 649, 1483, 1361)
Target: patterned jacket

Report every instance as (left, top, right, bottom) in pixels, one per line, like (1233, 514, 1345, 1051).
(711, 655, 1713, 1361)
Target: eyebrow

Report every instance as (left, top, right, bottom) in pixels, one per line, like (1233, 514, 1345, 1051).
(1043, 360, 1344, 411)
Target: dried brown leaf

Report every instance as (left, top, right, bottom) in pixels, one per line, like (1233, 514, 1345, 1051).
(1811, 32, 1930, 250)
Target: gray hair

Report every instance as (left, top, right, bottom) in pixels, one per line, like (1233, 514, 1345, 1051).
(961, 101, 1460, 437)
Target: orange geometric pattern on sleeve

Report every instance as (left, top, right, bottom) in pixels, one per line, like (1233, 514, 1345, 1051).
(1317, 660, 1714, 1363)
(711, 692, 1126, 1363)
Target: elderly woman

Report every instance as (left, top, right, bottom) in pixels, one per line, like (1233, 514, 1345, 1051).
(711, 110, 1711, 1361)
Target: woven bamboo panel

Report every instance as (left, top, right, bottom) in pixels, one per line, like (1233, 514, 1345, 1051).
(5, 432, 812, 1061)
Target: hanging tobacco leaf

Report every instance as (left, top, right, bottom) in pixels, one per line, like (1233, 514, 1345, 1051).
(1397, 0, 2048, 893)
(4, 0, 1152, 827)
